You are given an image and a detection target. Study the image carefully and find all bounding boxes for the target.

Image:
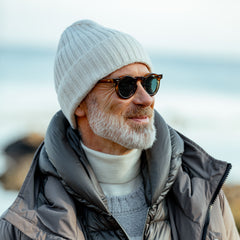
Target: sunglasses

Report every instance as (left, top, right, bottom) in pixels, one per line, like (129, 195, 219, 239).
(98, 73, 162, 99)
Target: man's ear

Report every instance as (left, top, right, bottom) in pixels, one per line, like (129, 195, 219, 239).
(74, 102, 86, 117)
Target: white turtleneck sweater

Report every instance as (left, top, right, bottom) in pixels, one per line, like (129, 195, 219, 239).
(81, 142, 148, 240)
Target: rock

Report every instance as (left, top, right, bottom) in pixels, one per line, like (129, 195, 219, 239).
(4, 133, 44, 160)
(0, 133, 44, 190)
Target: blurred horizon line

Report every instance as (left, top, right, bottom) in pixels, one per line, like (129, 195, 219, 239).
(1, 43, 240, 64)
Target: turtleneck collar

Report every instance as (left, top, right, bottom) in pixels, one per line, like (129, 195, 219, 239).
(81, 142, 142, 184)
(81, 142, 142, 196)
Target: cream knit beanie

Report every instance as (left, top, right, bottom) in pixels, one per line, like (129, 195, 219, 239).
(54, 20, 152, 129)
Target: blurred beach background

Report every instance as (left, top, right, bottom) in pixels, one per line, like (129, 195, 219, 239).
(0, 0, 239, 221)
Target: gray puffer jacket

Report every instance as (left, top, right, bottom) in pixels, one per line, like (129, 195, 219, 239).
(0, 111, 239, 240)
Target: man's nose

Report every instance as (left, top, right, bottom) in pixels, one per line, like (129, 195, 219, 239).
(132, 81, 154, 106)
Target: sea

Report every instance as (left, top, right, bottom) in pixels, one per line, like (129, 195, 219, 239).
(0, 46, 240, 214)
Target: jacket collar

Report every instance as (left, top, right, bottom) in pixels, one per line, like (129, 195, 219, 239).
(44, 111, 183, 208)
(142, 111, 184, 205)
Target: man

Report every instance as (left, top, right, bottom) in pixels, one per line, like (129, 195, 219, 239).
(0, 20, 239, 240)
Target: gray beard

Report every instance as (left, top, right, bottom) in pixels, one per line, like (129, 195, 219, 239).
(86, 97, 156, 150)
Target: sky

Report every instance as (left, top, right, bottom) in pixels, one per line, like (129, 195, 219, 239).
(1, 0, 240, 58)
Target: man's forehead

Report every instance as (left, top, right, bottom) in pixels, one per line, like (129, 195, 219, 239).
(105, 63, 150, 79)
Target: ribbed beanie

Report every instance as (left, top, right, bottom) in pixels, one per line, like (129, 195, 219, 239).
(54, 20, 152, 129)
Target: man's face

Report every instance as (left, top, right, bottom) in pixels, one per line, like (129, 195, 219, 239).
(76, 63, 156, 153)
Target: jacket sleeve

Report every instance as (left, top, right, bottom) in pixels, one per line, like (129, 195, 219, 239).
(0, 218, 31, 240)
(219, 190, 240, 240)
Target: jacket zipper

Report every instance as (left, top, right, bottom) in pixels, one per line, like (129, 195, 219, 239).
(107, 213, 131, 240)
(201, 163, 232, 240)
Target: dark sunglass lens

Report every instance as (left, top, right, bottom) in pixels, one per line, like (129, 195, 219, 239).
(143, 75, 159, 95)
(118, 77, 136, 98)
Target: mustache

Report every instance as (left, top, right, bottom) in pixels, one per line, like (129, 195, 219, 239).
(125, 106, 154, 118)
